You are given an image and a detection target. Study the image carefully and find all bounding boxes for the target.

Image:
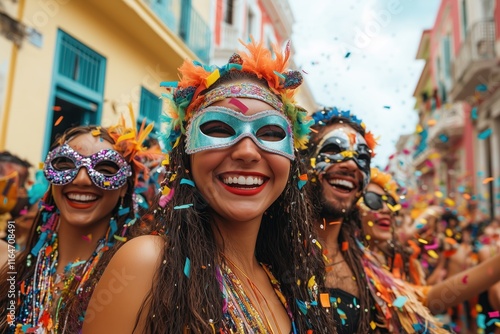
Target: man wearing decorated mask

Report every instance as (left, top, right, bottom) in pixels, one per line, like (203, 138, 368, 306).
(304, 107, 500, 334)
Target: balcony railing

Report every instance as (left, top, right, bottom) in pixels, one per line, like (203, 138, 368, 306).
(427, 102, 465, 146)
(453, 20, 496, 84)
(146, 0, 211, 64)
(220, 23, 239, 50)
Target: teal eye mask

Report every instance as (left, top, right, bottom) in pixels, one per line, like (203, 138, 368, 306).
(185, 106, 295, 160)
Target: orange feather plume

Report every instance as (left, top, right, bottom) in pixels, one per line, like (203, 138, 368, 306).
(239, 37, 291, 93)
(364, 131, 378, 156)
(178, 60, 211, 89)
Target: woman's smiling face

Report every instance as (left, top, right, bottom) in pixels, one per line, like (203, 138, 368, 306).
(189, 95, 291, 225)
(51, 133, 127, 229)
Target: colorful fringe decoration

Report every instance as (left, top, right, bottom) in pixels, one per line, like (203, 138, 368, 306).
(358, 240, 449, 333)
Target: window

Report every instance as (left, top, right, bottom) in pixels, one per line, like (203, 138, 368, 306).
(58, 32, 105, 92)
(139, 87, 162, 130)
(442, 35, 452, 80)
(461, 0, 468, 39)
(224, 0, 234, 25)
(45, 30, 106, 157)
(247, 9, 255, 39)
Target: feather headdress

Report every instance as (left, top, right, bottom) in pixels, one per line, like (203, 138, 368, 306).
(369, 167, 399, 202)
(311, 107, 378, 156)
(107, 103, 165, 181)
(159, 37, 312, 152)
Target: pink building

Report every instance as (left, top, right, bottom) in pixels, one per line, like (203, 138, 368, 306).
(405, 0, 499, 219)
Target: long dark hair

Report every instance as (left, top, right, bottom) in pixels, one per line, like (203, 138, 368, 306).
(137, 73, 337, 333)
(0, 126, 143, 333)
(304, 116, 375, 333)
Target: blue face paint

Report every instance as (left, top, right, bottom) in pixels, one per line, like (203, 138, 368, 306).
(185, 106, 295, 160)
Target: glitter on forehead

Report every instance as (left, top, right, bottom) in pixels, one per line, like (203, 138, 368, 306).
(194, 83, 284, 112)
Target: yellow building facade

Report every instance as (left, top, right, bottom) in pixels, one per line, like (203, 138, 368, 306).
(1, 0, 211, 167)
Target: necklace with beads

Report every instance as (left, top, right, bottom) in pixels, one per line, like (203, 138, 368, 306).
(15, 215, 108, 334)
(218, 253, 293, 334)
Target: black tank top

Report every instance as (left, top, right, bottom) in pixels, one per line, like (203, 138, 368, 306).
(329, 288, 361, 334)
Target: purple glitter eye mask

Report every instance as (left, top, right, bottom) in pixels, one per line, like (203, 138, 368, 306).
(43, 144, 132, 190)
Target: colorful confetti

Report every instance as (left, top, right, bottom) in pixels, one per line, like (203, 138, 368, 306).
(478, 128, 492, 140)
(180, 179, 195, 187)
(205, 69, 220, 88)
(392, 296, 407, 308)
(53, 115, 63, 126)
(184, 257, 191, 277)
(483, 177, 494, 184)
(228, 98, 248, 113)
(174, 204, 194, 210)
(471, 107, 478, 120)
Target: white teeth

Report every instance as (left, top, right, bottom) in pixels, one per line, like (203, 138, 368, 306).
(328, 179, 354, 189)
(67, 193, 97, 202)
(223, 175, 264, 186)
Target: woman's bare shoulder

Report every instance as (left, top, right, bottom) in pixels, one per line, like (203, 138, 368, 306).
(82, 235, 166, 333)
(114, 234, 165, 262)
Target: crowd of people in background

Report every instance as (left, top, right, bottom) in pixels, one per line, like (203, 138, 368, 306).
(0, 39, 499, 333)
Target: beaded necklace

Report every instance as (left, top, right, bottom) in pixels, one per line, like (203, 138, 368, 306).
(14, 213, 109, 334)
(218, 254, 295, 334)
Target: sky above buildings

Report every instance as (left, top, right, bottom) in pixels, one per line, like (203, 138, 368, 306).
(289, 0, 441, 168)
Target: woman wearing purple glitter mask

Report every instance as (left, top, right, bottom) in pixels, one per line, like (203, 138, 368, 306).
(0, 121, 160, 334)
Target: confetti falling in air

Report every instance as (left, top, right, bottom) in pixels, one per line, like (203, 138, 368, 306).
(81, 234, 92, 242)
(344, 52, 351, 58)
(476, 84, 488, 92)
(341, 241, 349, 251)
(392, 296, 407, 308)
(205, 69, 220, 88)
(489, 311, 500, 318)
(174, 203, 194, 210)
(180, 179, 195, 187)
(462, 275, 468, 284)
(483, 177, 494, 184)
(184, 257, 191, 277)
(427, 250, 439, 259)
(478, 128, 492, 140)
(424, 240, 439, 250)
(383, 106, 391, 109)
(444, 198, 455, 206)
(418, 238, 429, 245)
(320, 293, 331, 307)
(54, 116, 64, 126)
(298, 173, 308, 190)
(229, 98, 248, 113)
(471, 107, 478, 120)
(387, 203, 401, 212)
